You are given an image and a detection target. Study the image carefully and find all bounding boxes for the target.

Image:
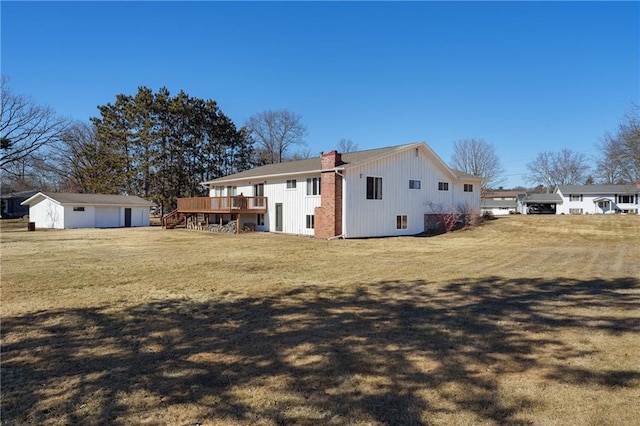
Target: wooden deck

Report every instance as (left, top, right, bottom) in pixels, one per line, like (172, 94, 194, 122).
(163, 196, 267, 230)
(176, 196, 267, 214)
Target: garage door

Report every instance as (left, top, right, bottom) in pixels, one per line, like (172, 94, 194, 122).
(95, 207, 120, 228)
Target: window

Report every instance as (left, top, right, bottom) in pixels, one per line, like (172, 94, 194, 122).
(306, 214, 315, 229)
(618, 195, 633, 204)
(409, 179, 421, 189)
(438, 182, 449, 191)
(569, 194, 583, 202)
(464, 184, 473, 192)
(226, 186, 237, 196)
(366, 177, 382, 200)
(396, 215, 407, 230)
(257, 214, 265, 226)
(307, 177, 321, 195)
(286, 179, 297, 189)
(73, 207, 85, 212)
(569, 208, 583, 214)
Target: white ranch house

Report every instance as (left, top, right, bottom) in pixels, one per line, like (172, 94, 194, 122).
(165, 142, 482, 238)
(516, 184, 640, 215)
(22, 192, 154, 229)
(555, 184, 640, 215)
(481, 190, 521, 216)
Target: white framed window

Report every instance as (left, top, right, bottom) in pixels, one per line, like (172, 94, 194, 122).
(569, 208, 583, 214)
(226, 186, 237, 196)
(396, 215, 407, 230)
(73, 207, 85, 212)
(570, 194, 582, 202)
(438, 182, 449, 191)
(464, 184, 473, 192)
(257, 214, 265, 226)
(306, 214, 314, 229)
(307, 177, 321, 196)
(366, 177, 382, 200)
(409, 179, 421, 189)
(286, 179, 297, 189)
(618, 195, 633, 204)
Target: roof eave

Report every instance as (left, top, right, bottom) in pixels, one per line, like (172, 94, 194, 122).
(201, 167, 347, 186)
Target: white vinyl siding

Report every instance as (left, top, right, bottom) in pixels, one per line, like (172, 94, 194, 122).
(232, 174, 322, 236)
(29, 198, 64, 229)
(343, 146, 472, 238)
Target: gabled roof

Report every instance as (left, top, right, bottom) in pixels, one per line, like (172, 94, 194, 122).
(483, 190, 524, 199)
(202, 142, 482, 185)
(0, 190, 39, 199)
(21, 192, 155, 207)
(556, 184, 639, 195)
(523, 193, 563, 203)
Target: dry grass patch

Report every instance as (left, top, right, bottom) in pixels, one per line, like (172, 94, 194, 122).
(1, 216, 639, 425)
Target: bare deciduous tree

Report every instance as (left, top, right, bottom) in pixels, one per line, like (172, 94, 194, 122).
(245, 109, 307, 164)
(0, 76, 70, 171)
(596, 104, 640, 184)
(338, 138, 358, 153)
(450, 138, 504, 191)
(526, 149, 589, 190)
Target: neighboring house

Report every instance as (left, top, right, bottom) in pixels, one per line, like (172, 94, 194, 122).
(555, 184, 640, 215)
(515, 184, 640, 215)
(21, 192, 154, 229)
(1, 190, 38, 218)
(167, 142, 482, 238)
(481, 190, 521, 216)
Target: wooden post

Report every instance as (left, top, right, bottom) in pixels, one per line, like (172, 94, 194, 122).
(237, 213, 241, 234)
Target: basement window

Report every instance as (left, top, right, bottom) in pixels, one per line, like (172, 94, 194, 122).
(73, 207, 85, 212)
(257, 214, 265, 226)
(306, 214, 315, 229)
(396, 215, 407, 230)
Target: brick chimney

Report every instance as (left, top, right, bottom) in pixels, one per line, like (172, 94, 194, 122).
(315, 151, 343, 239)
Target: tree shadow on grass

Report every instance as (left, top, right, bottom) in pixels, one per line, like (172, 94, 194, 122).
(2, 276, 639, 425)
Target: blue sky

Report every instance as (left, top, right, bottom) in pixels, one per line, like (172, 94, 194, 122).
(2, 1, 638, 188)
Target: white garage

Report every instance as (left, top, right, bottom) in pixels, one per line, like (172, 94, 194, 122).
(21, 192, 155, 229)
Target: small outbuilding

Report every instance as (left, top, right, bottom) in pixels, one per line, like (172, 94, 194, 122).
(21, 192, 154, 229)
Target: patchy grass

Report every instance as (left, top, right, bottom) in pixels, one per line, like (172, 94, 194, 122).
(1, 216, 639, 425)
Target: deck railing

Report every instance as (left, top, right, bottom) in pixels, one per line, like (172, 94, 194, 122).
(176, 196, 267, 213)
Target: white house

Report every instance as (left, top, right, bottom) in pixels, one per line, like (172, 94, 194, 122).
(554, 184, 640, 215)
(21, 192, 154, 229)
(481, 190, 521, 216)
(167, 142, 482, 238)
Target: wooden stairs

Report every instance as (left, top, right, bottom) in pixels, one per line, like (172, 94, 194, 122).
(162, 210, 187, 229)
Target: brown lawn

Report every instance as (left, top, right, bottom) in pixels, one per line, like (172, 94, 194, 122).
(1, 215, 639, 425)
